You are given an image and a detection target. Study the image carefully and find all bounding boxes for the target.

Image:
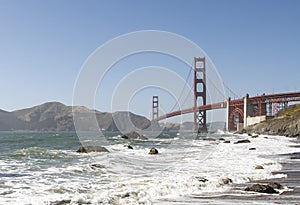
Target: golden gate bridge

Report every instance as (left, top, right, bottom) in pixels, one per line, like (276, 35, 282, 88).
(151, 57, 300, 132)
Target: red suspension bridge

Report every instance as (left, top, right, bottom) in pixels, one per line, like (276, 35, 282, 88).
(152, 57, 300, 132)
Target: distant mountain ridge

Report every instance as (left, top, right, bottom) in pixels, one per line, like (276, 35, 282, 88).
(0, 102, 151, 132)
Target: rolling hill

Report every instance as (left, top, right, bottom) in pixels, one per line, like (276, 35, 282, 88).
(0, 102, 151, 132)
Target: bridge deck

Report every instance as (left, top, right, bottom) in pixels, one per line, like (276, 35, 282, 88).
(156, 91, 300, 121)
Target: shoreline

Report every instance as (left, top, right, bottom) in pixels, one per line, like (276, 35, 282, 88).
(234, 137, 300, 204)
(188, 136, 300, 205)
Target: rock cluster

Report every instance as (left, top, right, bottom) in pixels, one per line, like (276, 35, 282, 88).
(121, 131, 148, 140)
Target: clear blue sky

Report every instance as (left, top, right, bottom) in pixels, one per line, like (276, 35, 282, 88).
(0, 0, 299, 121)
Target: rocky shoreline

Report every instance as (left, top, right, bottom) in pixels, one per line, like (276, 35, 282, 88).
(245, 138, 300, 203)
(241, 104, 300, 137)
(191, 137, 300, 205)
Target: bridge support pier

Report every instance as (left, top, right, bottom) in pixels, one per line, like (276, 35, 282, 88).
(243, 94, 249, 129)
(226, 97, 231, 131)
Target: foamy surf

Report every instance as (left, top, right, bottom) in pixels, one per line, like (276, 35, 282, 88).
(0, 132, 298, 204)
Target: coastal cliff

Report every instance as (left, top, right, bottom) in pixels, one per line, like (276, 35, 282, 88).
(245, 104, 300, 137)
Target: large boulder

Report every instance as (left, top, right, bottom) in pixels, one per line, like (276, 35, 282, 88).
(245, 184, 279, 194)
(149, 147, 158, 155)
(121, 131, 148, 140)
(76, 146, 109, 153)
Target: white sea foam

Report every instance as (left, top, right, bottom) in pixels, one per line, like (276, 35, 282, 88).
(0, 134, 298, 204)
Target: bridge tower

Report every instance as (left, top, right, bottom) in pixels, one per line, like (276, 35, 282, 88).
(152, 96, 159, 120)
(194, 57, 207, 133)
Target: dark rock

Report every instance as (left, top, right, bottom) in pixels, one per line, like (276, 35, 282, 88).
(121, 131, 148, 140)
(76, 146, 109, 153)
(50, 199, 71, 205)
(203, 138, 216, 141)
(234, 139, 251, 144)
(90, 164, 105, 169)
(196, 177, 208, 183)
(251, 134, 259, 138)
(291, 155, 300, 159)
(149, 147, 158, 155)
(267, 182, 284, 190)
(219, 177, 232, 185)
(122, 193, 130, 198)
(121, 135, 129, 139)
(249, 147, 256, 150)
(241, 129, 247, 134)
(255, 165, 264, 169)
(219, 137, 225, 141)
(224, 140, 231, 143)
(127, 145, 133, 149)
(245, 184, 279, 194)
(121, 192, 138, 198)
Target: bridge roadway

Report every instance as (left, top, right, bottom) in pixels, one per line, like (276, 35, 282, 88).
(156, 91, 300, 121)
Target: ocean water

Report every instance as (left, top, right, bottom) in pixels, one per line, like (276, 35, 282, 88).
(0, 131, 298, 204)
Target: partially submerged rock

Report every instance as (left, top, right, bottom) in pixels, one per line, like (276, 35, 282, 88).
(203, 137, 216, 141)
(267, 182, 284, 190)
(90, 164, 105, 169)
(234, 139, 251, 144)
(249, 147, 256, 150)
(149, 147, 158, 155)
(255, 165, 264, 169)
(219, 177, 232, 185)
(51, 199, 71, 205)
(76, 146, 109, 153)
(245, 183, 279, 194)
(195, 177, 208, 183)
(121, 131, 148, 140)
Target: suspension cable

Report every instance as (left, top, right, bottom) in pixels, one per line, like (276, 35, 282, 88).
(168, 65, 193, 113)
(222, 82, 239, 99)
